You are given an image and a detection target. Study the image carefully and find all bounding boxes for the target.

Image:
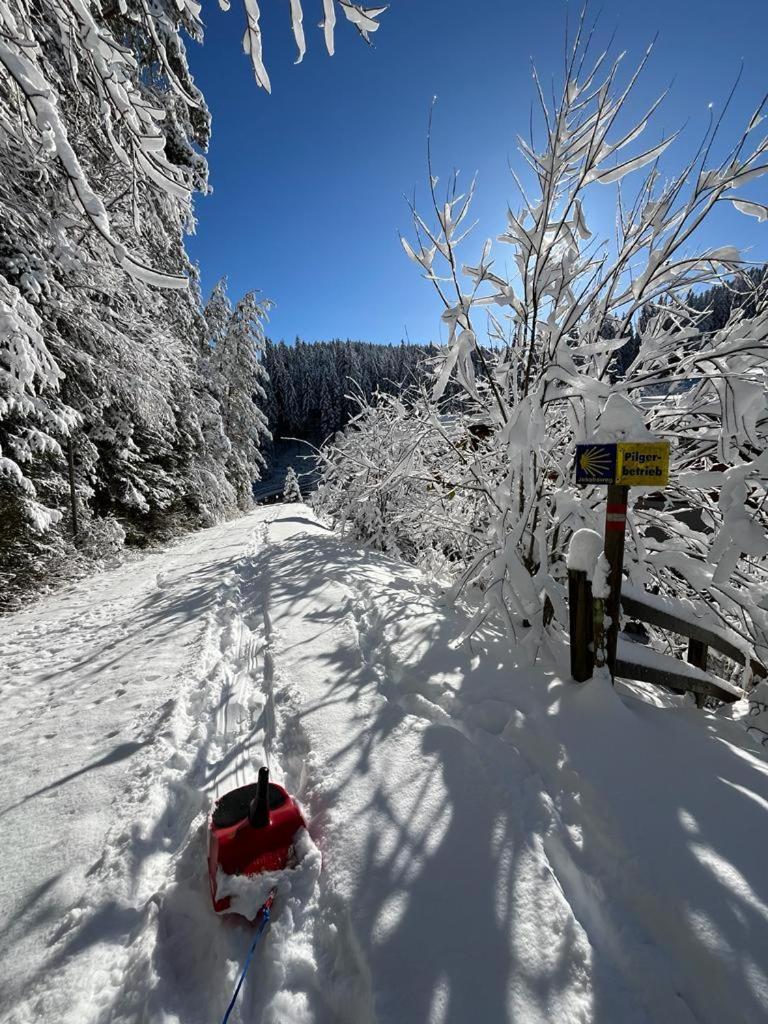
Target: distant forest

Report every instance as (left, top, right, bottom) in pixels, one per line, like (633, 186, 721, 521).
(262, 267, 767, 454)
(683, 265, 767, 330)
(615, 265, 768, 374)
(260, 339, 435, 447)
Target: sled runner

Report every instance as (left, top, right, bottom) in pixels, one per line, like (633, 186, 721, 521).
(208, 765, 305, 913)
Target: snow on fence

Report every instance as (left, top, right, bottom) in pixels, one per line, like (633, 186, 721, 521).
(568, 567, 766, 706)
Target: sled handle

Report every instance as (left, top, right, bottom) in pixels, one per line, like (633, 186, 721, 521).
(249, 766, 271, 828)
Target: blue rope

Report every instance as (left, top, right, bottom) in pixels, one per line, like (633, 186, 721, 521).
(221, 897, 274, 1024)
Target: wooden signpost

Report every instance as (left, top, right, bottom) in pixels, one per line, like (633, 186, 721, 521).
(570, 439, 766, 702)
(574, 440, 670, 678)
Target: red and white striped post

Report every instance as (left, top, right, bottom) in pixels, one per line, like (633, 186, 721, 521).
(603, 483, 629, 678)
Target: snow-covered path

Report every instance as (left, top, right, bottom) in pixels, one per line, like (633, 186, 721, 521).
(0, 514, 266, 1016)
(2, 507, 768, 1023)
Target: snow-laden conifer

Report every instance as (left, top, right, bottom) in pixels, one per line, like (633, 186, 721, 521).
(283, 466, 302, 502)
(1, 0, 380, 604)
(261, 339, 431, 441)
(206, 283, 272, 509)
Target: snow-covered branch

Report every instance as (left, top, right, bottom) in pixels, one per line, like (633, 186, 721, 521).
(322, 19, 768, 671)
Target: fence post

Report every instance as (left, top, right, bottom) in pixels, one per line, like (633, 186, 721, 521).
(568, 568, 594, 682)
(687, 638, 708, 708)
(593, 595, 607, 670)
(603, 483, 630, 679)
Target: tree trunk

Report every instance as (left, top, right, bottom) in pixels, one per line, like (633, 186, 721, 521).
(67, 436, 78, 540)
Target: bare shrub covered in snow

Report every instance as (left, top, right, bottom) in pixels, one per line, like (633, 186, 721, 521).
(316, 22, 768, 669)
(314, 387, 495, 568)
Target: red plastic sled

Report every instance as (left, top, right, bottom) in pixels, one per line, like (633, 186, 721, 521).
(208, 766, 305, 913)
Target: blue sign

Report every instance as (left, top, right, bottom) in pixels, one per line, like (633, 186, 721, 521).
(575, 443, 617, 486)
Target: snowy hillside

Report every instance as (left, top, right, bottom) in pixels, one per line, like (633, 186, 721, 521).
(1, 506, 767, 1023)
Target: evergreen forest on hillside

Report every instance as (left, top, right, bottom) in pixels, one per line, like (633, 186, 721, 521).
(261, 339, 433, 448)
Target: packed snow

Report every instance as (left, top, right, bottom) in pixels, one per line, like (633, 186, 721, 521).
(1, 506, 768, 1024)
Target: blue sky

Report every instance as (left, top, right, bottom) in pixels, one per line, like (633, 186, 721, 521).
(186, 0, 768, 345)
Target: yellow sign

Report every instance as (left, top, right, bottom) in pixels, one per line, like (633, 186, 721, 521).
(615, 441, 670, 486)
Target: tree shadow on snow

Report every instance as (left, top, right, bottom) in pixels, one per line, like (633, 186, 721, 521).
(248, 522, 768, 1024)
(241, 528, 629, 1023)
(11, 514, 768, 1024)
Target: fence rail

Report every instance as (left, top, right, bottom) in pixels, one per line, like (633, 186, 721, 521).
(620, 585, 766, 681)
(614, 651, 741, 704)
(568, 568, 765, 706)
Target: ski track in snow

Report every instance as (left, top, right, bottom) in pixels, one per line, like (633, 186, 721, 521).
(2, 505, 768, 1023)
(2, 514, 373, 1024)
(4, 521, 274, 1024)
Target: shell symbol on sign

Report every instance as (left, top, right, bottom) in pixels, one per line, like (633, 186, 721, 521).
(575, 444, 617, 485)
(579, 447, 611, 477)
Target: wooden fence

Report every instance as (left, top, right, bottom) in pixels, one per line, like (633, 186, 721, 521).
(569, 569, 765, 706)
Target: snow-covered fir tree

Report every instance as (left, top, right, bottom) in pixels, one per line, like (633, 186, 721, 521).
(0, 0, 214, 597)
(0, 0, 384, 607)
(205, 282, 272, 510)
(283, 466, 302, 503)
(261, 339, 433, 444)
